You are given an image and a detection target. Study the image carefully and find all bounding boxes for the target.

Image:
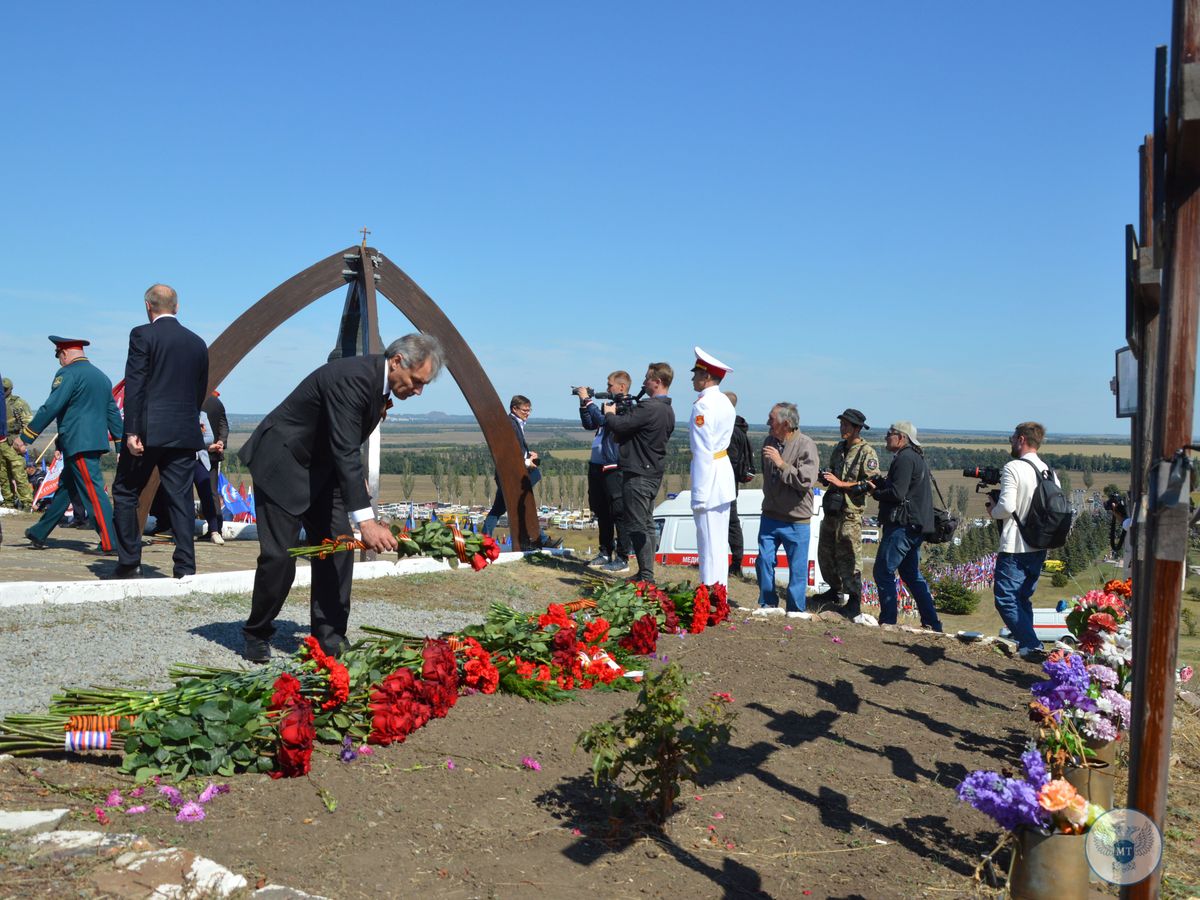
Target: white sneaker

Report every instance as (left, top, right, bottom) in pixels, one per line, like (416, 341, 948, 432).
(209, 531, 225, 545)
(786, 611, 813, 620)
(753, 606, 785, 617)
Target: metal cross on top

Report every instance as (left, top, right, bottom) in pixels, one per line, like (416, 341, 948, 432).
(359, 226, 371, 248)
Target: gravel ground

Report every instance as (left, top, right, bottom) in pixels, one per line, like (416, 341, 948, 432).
(0, 589, 499, 720)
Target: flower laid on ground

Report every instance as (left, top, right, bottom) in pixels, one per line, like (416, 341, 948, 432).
(711, 692, 734, 704)
(105, 789, 123, 807)
(93, 806, 109, 825)
(1179, 666, 1195, 685)
(521, 756, 541, 771)
(125, 806, 147, 815)
(128, 786, 145, 799)
(175, 801, 206, 823)
(339, 735, 358, 762)
(158, 785, 183, 807)
(197, 783, 230, 804)
(270, 674, 315, 778)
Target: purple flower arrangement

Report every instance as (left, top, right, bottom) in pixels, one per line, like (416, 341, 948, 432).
(957, 748, 1047, 831)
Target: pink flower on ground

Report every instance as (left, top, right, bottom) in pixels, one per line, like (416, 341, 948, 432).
(197, 783, 229, 805)
(93, 806, 109, 825)
(124, 805, 148, 815)
(830, 636, 844, 644)
(158, 785, 183, 807)
(129, 787, 145, 799)
(105, 789, 123, 807)
(712, 812, 725, 820)
(358, 745, 375, 756)
(521, 757, 542, 771)
(784, 626, 793, 632)
(446, 758, 456, 771)
(711, 692, 734, 704)
(571, 827, 583, 836)
(175, 802, 206, 823)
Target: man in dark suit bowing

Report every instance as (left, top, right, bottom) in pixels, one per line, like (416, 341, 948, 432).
(239, 333, 444, 663)
(111, 284, 210, 579)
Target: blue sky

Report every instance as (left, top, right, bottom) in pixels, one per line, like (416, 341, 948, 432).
(0, 2, 1174, 435)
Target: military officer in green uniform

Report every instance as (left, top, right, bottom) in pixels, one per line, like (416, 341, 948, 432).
(815, 408, 879, 618)
(1, 377, 34, 509)
(17, 336, 123, 552)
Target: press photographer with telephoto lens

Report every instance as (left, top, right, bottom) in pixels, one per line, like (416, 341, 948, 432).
(575, 371, 635, 573)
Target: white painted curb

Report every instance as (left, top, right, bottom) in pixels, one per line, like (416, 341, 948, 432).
(0, 551, 532, 609)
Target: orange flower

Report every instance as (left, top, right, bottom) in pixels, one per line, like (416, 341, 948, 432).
(1037, 778, 1080, 813)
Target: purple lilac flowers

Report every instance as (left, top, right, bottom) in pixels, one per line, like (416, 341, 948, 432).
(957, 770, 1046, 831)
(1031, 654, 1096, 714)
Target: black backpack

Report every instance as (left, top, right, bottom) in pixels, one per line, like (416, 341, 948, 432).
(1014, 459, 1073, 549)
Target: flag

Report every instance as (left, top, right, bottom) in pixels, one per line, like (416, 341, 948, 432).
(112, 379, 125, 417)
(244, 484, 256, 523)
(33, 452, 63, 506)
(218, 472, 249, 518)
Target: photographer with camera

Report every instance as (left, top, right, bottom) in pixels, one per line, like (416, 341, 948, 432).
(575, 371, 634, 573)
(987, 422, 1059, 662)
(866, 421, 942, 632)
(482, 395, 560, 548)
(604, 363, 675, 584)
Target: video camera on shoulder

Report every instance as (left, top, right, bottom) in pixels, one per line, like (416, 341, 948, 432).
(962, 465, 1002, 504)
(1103, 490, 1128, 519)
(571, 386, 642, 414)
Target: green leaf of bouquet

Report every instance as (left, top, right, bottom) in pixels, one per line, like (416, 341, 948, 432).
(160, 719, 198, 741)
(227, 700, 259, 727)
(204, 724, 231, 746)
(138, 731, 162, 748)
(189, 735, 214, 751)
(316, 727, 341, 743)
(194, 701, 228, 722)
(133, 765, 160, 782)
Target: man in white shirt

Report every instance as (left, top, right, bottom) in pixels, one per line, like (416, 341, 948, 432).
(689, 348, 736, 587)
(987, 421, 1056, 661)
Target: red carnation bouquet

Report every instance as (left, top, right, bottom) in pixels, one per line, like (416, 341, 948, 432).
(268, 673, 315, 778)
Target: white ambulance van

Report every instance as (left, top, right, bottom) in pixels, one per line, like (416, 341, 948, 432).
(653, 488, 829, 593)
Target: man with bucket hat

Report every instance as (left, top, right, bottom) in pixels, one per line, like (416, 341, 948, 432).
(17, 336, 123, 552)
(688, 347, 736, 587)
(814, 408, 879, 617)
(866, 420, 942, 631)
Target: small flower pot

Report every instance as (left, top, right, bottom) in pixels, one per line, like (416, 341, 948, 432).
(1009, 828, 1088, 900)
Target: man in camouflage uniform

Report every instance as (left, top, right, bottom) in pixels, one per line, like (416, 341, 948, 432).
(815, 408, 879, 618)
(1, 377, 34, 509)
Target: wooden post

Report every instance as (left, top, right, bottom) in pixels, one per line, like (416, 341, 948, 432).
(1124, 3, 1200, 896)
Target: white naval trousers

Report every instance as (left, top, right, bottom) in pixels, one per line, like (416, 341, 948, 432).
(694, 502, 732, 587)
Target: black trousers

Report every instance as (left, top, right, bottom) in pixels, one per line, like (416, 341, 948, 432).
(113, 446, 198, 577)
(728, 493, 744, 573)
(587, 462, 628, 556)
(622, 471, 661, 582)
(244, 484, 353, 653)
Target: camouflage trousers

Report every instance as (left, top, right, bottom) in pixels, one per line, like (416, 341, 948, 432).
(0, 441, 32, 507)
(818, 510, 863, 596)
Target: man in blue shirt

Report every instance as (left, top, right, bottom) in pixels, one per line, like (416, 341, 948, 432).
(575, 370, 632, 573)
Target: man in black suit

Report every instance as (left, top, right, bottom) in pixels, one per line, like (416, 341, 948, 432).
(201, 390, 229, 544)
(481, 395, 559, 547)
(111, 284, 210, 579)
(239, 333, 444, 662)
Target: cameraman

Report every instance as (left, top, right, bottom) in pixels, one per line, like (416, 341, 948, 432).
(575, 370, 633, 573)
(987, 422, 1056, 662)
(604, 363, 675, 584)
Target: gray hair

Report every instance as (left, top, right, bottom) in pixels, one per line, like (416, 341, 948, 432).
(771, 402, 799, 432)
(385, 333, 444, 379)
(144, 283, 178, 313)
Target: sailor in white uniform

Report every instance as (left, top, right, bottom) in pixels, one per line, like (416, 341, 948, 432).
(689, 347, 736, 587)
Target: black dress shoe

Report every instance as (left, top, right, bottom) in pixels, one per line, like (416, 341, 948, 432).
(107, 563, 143, 580)
(243, 637, 271, 664)
(25, 533, 49, 550)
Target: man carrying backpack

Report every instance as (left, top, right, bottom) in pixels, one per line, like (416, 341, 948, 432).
(987, 422, 1067, 662)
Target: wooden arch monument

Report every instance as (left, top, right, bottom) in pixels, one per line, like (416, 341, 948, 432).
(204, 243, 540, 549)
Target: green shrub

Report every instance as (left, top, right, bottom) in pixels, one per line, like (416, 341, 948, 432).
(1052, 571, 1069, 588)
(932, 575, 980, 615)
(1183, 607, 1198, 638)
(576, 663, 736, 825)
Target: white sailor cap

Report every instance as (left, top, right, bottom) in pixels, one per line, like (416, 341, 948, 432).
(691, 346, 732, 379)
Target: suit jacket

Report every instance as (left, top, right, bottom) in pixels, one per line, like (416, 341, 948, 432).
(122, 316, 209, 449)
(202, 394, 229, 462)
(23, 358, 123, 455)
(240, 355, 385, 516)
